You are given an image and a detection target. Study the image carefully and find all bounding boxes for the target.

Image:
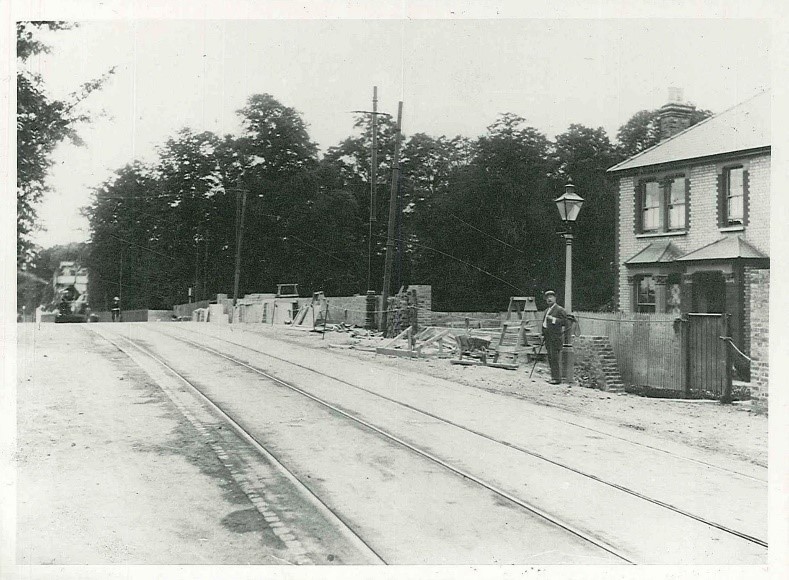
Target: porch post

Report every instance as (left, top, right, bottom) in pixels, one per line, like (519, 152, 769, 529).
(680, 273, 694, 313)
(723, 271, 741, 341)
(654, 275, 668, 314)
(626, 275, 638, 312)
(723, 270, 744, 378)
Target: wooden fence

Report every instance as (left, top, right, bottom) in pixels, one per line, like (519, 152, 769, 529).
(574, 311, 734, 398)
(574, 312, 685, 394)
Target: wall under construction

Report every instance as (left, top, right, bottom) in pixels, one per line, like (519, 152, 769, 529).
(173, 286, 432, 329)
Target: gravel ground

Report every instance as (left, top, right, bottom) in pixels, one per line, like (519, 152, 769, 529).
(237, 323, 768, 468)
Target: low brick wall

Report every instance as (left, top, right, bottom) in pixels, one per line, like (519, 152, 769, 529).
(747, 268, 769, 413)
(173, 300, 211, 319)
(176, 287, 430, 330)
(573, 336, 625, 392)
(432, 311, 502, 329)
(325, 295, 377, 326)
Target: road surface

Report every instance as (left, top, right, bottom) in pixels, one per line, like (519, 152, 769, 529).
(15, 322, 767, 565)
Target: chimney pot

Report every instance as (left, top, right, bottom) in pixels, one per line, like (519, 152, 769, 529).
(668, 87, 684, 103)
(658, 88, 695, 141)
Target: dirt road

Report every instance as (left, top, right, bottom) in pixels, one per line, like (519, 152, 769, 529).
(14, 322, 768, 567)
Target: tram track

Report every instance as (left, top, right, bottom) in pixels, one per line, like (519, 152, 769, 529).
(94, 327, 388, 564)
(94, 325, 634, 564)
(154, 323, 768, 551)
(90, 323, 767, 563)
(199, 326, 767, 484)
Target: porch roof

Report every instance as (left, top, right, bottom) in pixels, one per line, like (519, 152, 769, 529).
(675, 235, 768, 262)
(625, 240, 683, 265)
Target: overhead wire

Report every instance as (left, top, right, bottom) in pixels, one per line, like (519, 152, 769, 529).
(375, 233, 524, 294)
(449, 213, 527, 255)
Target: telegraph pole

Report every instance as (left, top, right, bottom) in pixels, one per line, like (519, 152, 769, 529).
(371, 86, 378, 223)
(352, 87, 391, 292)
(232, 179, 248, 309)
(380, 101, 404, 335)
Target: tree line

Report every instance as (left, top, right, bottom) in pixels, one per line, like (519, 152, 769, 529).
(17, 24, 712, 314)
(81, 95, 706, 313)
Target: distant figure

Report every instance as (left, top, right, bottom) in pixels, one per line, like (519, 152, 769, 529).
(111, 296, 121, 322)
(541, 290, 567, 385)
(58, 297, 72, 316)
(35, 305, 42, 329)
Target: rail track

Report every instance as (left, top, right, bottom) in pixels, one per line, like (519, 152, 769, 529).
(91, 323, 767, 564)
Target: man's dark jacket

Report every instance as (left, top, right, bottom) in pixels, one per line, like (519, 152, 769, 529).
(541, 303, 567, 337)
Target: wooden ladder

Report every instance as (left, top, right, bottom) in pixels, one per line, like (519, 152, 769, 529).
(488, 297, 541, 368)
(506, 296, 536, 321)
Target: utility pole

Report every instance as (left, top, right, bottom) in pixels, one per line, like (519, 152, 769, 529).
(232, 179, 248, 310)
(380, 100, 404, 335)
(352, 88, 391, 292)
(371, 86, 378, 224)
(118, 249, 123, 309)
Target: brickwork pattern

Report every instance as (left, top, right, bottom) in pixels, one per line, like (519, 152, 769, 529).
(747, 269, 770, 412)
(616, 153, 770, 313)
(573, 335, 625, 392)
(617, 175, 636, 310)
(743, 267, 752, 358)
(409, 285, 433, 328)
(746, 156, 770, 254)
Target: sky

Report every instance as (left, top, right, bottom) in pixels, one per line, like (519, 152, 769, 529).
(18, 12, 772, 248)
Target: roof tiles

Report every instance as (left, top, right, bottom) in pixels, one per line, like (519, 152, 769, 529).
(608, 91, 770, 173)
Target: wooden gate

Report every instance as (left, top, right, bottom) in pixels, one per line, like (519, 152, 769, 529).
(685, 313, 732, 399)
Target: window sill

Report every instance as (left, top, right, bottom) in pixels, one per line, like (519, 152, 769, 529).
(636, 231, 688, 239)
(719, 225, 745, 232)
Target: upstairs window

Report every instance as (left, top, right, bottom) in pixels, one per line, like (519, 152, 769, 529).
(636, 175, 688, 234)
(642, 181, 660, 232)
(718, 165, 749, 228)
(667, 177, 687, 230)
(725, 167, 744, 225)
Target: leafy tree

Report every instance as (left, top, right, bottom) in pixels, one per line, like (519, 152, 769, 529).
(552, 124, 619, 310)
(85, 162, 171, 310)
(16, 22, 114, 267)
(85, 94, 329, 307)
(321, 114, 401, 292)
(417, 114, 557, 311)
(400, 133, 471, 290)
(615, 107, 713, 159)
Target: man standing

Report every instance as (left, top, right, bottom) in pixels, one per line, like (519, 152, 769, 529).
(111, 296, 121, 322)
(541, 290, 567, 385)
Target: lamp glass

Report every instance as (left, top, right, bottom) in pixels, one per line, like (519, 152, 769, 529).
(554, 182, 584, 222)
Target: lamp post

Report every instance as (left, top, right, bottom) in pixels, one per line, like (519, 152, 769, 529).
(553, 179, 584, 383)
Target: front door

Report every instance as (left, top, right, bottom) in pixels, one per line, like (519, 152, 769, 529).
(692, 271, 725, 313)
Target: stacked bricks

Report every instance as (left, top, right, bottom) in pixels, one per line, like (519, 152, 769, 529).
(747, 268, 769, 413)
(573, 336, 625, 392)
(409, 285, 432, 328)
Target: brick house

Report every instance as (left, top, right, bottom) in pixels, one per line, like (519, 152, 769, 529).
(607, 90, 770, 396)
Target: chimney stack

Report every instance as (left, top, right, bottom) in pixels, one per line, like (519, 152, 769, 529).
(658, 87, 696, 141)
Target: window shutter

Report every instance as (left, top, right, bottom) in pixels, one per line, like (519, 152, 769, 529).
(716, 172, 725, 227)
(634, 181, 643, 234)
(742, 169, 750, 227)
(685, 177, 691, 230)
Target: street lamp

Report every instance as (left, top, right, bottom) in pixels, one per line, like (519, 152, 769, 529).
(553, 179, 584, 383)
